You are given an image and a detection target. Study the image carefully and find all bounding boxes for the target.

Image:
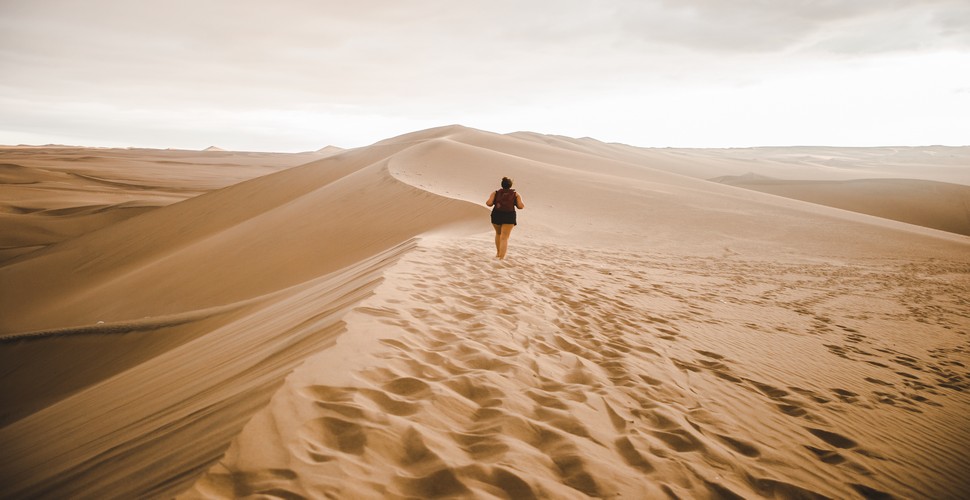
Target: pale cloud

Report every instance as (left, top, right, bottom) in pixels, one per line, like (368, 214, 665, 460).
(1, 0, 967, 150)
(617, 0, 970, 53)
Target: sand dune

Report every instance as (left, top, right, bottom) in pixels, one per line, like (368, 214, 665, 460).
(1, 126, 969, 498)
(185, 238, 970, 499)
(0, 147, 328, 262)
(710, 174, 970, 237)
(0, 139, 484, 334)
(505, 139, 970, 187)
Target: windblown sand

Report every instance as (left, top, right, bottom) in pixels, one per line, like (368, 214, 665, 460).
(1, 127, 968, 499)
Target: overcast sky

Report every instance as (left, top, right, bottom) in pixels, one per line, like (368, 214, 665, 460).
(1, 0, 969, 151)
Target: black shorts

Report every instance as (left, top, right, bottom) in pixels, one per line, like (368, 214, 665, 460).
(491, 210, 517, 226)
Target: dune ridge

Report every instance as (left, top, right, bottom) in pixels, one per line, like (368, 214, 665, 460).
(0, 241, 417, 498)
(0, 140, 485, 334)
(2, 125, 969, 498)
(0, 134, 487, 498)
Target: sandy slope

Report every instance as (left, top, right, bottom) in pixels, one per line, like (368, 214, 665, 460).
(505, 134, 970, 238)
(710, 175, 970, 237)
(0, 141, 482, 334)
(0, 138, 485, 498)
(1, 126, 969, 498)
(0, 147, 329, 263)
(186, 237, 970, 499)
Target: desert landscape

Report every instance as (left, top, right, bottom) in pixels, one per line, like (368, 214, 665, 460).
(1, 125, 969, 499)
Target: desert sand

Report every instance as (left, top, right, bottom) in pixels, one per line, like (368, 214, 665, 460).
(1, 126, 968, 499)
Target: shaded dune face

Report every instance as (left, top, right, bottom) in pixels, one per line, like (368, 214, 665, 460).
(0, 140, 485, 334)
(0, 136, 486, 499)
(1, 126, 969, 499)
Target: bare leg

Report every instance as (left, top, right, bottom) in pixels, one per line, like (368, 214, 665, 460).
(498, 224, 514, 259)
(492, 224, 502, 258)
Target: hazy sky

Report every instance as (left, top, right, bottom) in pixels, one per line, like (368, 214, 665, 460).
(2, 0, 968, 151)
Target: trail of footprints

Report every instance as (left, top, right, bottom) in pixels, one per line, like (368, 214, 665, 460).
(673, 254, 969, 413)
(282, 240, 967, 498)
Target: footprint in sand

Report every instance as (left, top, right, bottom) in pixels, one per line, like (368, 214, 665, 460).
(358, 388, 423, 416)
(715, 433, 761, 458)
(656, 326, 680, 341)
(614, 436, 656, 473)
(806, 427, 857, 449)
(864, 377, 894, 387)
(382, 376, 433, 398)
(850, 483, 895, 499)
(300, 416, 368, 455)
(789, 386, 832, 405)
(451, 430, 510, 461)
(650, 428, 706, 453)
(746, 379, 790, 400)
(831, 388, 859, 403)
(805, 445, 846, 464)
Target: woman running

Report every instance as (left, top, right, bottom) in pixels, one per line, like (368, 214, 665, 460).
(485, 177, 525, 259)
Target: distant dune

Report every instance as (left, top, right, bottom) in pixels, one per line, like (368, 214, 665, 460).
(0, 147, 334, 262)
(317, 145, 346, 156)
(711, 174, 970, 236)
(1, 127, 968, 499)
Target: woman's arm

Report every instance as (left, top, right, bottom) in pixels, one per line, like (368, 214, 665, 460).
(515, 193, 525, 209)
(486, 191, 496, 207)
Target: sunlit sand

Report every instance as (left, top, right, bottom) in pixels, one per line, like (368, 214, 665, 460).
(2, 126, 968, 498)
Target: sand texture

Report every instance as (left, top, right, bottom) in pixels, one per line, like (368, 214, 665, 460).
(1, 126, 968, 498)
